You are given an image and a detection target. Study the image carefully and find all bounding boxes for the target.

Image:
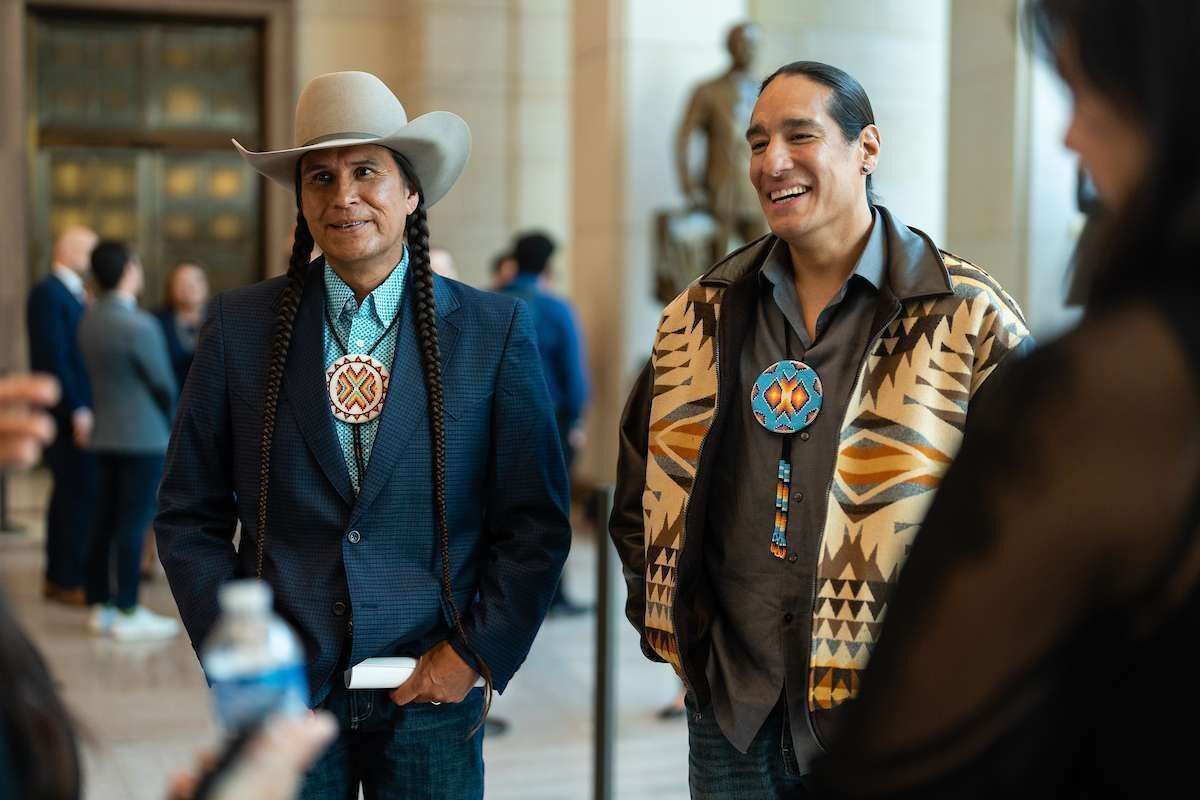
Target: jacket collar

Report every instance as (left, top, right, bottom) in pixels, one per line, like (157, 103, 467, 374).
(284, 257, 462, 511)
(698, 205, 954, 302)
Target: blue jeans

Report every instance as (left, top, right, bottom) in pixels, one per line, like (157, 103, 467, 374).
(687, 695, 811, 799)
(299, 681, 485, 800)
(85, 452, 162, 610)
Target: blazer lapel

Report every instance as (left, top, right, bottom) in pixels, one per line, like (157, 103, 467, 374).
(350, 274, 461, 525)
(285, 264, 355, 507)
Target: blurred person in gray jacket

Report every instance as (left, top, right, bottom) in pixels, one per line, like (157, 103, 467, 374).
(77, 242, 180, 642)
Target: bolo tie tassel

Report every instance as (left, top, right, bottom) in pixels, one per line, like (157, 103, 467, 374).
(771, 459, 791, 559)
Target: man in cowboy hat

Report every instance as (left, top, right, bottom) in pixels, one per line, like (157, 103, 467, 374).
(156, 71, 571, 798)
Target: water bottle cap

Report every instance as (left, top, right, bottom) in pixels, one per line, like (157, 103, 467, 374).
(218, 579, 273, 613)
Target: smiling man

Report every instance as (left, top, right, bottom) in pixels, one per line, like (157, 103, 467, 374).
(155, 71, 570, 799)
(610, 61, 1032, 796)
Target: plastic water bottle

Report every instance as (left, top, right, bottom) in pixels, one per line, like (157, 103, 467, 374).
(201, 579, 309, 732)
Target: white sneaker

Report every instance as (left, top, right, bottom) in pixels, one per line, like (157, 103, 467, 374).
(88, 604, 117, 635)
(111, 606, 181, 642)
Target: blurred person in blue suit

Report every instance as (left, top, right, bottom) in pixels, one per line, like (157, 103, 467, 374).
(25, 225, 98, 605)
(500, 231, 591, 616)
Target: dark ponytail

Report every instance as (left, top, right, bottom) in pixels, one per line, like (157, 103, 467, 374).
(254, 172, 314, 578)
(396, 153, 495, 725)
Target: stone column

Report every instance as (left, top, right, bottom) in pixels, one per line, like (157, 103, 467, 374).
(946, 0, 1080, 336)
(0, 0, 30, 370)
(572, 0, 748, 484)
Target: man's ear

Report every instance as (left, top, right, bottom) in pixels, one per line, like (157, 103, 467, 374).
(405, 188, 420, 216)
(860, 124, 881, 170)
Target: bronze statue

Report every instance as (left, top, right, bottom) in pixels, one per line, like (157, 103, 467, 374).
(676, 22, 768, 259)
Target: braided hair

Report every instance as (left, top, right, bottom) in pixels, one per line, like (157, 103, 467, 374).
(254, 150, 494, 722)
(254, 168, 314, 579)
(395, 152, 495, 723)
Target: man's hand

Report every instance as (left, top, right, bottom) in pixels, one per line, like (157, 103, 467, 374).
(0, 373, 59, 470)
(72, 407, 93, 448)
(389, 641, 480, 706)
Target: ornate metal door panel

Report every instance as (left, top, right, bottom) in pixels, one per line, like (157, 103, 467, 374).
(29, 13, 263, 300)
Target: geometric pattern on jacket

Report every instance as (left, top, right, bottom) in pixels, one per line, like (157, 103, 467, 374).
(809, 255, 1029, 711)
(642, 250, 1030, 711)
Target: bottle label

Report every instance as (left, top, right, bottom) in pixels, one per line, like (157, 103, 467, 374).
(210, 662, 309, 731)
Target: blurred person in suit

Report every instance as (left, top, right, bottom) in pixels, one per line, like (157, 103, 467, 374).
(145, 261, 211, 580)
(156, 71, 569, 798)
(26, 225, 98, 605)
(78, 242, 180, 642)
(156, 261, 211, 396)
(500, 231, 591, 616)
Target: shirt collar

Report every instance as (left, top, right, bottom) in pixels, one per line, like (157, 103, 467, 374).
(760, 207, 886, 292)
(103, 292, 136, 309)
(52, 263, 85, 298)
(323, 247, 408, 326)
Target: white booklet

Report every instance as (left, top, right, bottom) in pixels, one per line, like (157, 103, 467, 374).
(343, 656, 485, 690)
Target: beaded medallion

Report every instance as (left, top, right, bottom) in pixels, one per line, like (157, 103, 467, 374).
(750, 359, 824, 559)
(325, 353, 390, 424)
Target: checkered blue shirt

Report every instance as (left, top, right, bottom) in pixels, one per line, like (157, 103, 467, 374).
(323, 249, 408, 492)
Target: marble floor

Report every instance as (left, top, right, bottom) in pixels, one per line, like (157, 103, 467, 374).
(0, 469, 690, 800)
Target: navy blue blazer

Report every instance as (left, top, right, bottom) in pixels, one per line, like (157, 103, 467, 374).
(27, 274, 91, 420)
(155, 261, 571, 703)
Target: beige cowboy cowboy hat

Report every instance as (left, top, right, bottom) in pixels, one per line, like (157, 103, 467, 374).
(233, 71, 470, 206)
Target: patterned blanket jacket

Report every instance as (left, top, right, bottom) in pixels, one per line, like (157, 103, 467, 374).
(610, 206, 1032, 721)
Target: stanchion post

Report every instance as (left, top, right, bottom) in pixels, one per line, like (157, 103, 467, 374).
(0, 474, 20, 534)
(592, 485, 618, 800)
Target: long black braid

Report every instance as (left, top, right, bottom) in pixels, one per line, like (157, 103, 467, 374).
(254, 152, 493, 722)
(255, 168, 314, 578)
(396, 153, 495, 725)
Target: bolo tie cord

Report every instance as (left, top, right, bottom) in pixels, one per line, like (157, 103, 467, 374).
(324, 301, 403, 490)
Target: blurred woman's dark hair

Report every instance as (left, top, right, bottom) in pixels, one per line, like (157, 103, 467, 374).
(0, 589, 80, 799)
(1027, 0, 1200, 309)
(161, 260, 208, 310)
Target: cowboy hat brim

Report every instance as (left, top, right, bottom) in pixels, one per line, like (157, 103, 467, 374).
(233, 110, 470, 207)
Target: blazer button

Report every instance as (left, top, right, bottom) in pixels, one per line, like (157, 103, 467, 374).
(347, 530, 361, 544)
(332, 601, 347, 616)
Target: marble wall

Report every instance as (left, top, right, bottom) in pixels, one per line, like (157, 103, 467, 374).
(946, 0, 1080, 337)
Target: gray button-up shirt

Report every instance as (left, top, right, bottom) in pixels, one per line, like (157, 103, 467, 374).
(704, 210, 888, 760)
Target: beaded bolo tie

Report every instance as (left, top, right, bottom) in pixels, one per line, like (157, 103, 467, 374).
(749, 322, 824, 558)
(323, 298, 402, 486)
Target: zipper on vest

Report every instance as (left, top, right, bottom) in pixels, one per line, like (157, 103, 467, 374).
(802, 301, 901, 752)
